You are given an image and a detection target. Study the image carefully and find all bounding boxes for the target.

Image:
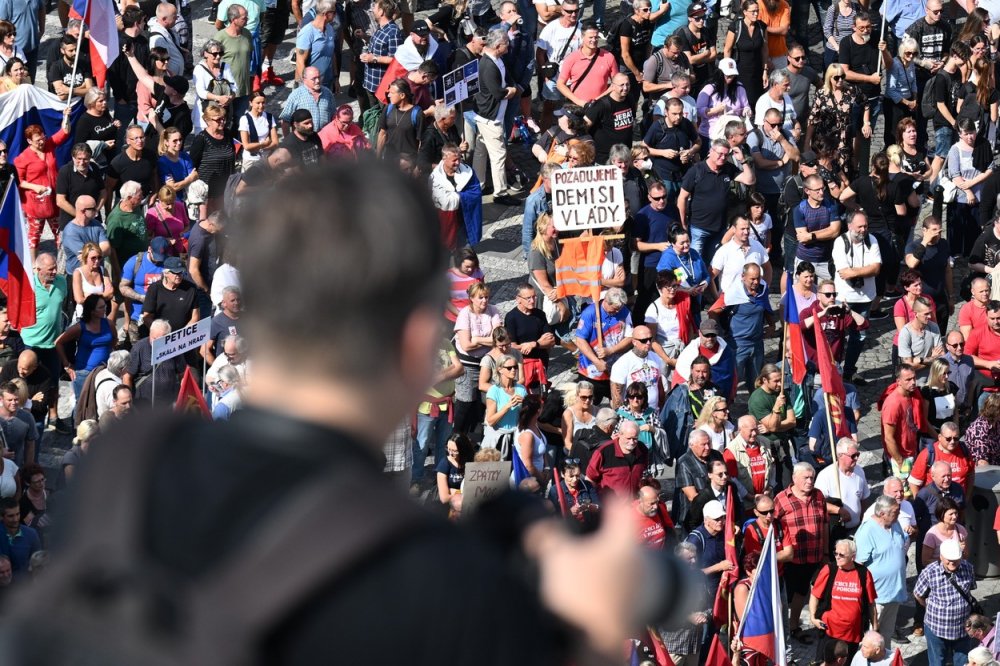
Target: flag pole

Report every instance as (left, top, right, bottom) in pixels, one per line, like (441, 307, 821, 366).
(823, 392, 842, 500)
(65, 0, 90, 112)
(875, 11, 888, 77)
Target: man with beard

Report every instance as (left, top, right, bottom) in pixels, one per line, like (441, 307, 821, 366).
(280, 110, 323, 166)
(662, 352, 722, 462)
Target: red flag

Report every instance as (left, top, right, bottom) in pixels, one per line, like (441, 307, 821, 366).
(647, 628, 675, 666)
(555, 236, 603, 305)
(552, 468, 569, 518)
(814, 318, 851, 439)
(891, 648, 904, 666)
(712, 489, 740, 629)
(174, 367, 211, 417)
(704, 633, 730, 666)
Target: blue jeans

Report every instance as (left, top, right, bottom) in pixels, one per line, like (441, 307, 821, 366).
(734, 339, 764, 393)
(924, 624, 974, 666)
(411, 411, 453, 482)
(689, 226, 724, 269)
(72, 368, 92, 400)
(843, 301, 871, 379)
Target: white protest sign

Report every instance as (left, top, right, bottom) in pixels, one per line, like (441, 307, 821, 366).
(460, 461, 512, 514)
(443, 60, 479, 107)
(152, 316, 212, 364)
(551, 165, 626, 231)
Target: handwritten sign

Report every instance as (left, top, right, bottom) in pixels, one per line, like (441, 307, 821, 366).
(551, 165, 626, 231)
(151, 316, 212, 364)
(461, 461, 511, 514)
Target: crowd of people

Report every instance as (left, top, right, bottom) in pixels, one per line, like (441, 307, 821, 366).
(0, 0, 998, 663)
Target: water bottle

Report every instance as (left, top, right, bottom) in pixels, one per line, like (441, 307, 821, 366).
(514, 115, 533, 144)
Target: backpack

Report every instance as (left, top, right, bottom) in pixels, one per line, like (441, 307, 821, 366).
(921, 72, 941, 118)
(200, 64, 234, 113)
(811, 562, 874, 627)
(0, 412, 431, 666)
(778, 173, 805, 215)
(605, 14, 631, 55)
(242, 111, 275, 144)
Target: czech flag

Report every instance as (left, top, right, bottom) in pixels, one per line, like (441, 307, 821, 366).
(815, 318, 851, 439)
(781, 271, 807, 384)
(734, 525, 786, 665)
(0, 180, 35, 330)
(70, 0, 119, 87)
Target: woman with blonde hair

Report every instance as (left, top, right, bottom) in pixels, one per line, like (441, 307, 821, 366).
(806, 62, 860, 169)
(156, 126, 198, 200)
(190, 103, 236, 213)
(71, 242, 114, 323)
(561, 380, 597, 453)
(530, 213, 571, 329)
(61, 420, 98, 487)
(694, 395, 735, 452)
(884, 35, 918, 147)
(145, 184, 190, 256)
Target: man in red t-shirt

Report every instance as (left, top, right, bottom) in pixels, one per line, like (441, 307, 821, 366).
(908, 422, 975, 498)
(742, 494, 793, 573)
(880, 365, 926, 479)
(958, 277, 989, 340)
(966, 301, 1000, 380)
(634, 485, 675, 549)
(809, 539, 878, 661)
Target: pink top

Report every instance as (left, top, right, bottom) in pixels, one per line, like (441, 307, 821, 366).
(893, 295, 936, 344)
(446, 267, 485, 322)
(145, 200, 190, 254)
(922, 523, 967, 559)
(454, 305, 501, 358)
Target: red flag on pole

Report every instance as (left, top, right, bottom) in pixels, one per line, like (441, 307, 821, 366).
(175, 367, 211, 417)
(552, 468, 569, 518)
(555, 236, 604, 306)
(703, 633, 730, 666)
(890, 648, 904, 666)
(712, 489, 740, 629)
(814, 319, 851, 439)
(647, 628, 675, 666)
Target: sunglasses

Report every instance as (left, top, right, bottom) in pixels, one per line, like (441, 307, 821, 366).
(650, 195, 666, 201)
(832, 75, 844, 81)
(943, 435, 960, 441)
(714, 406, 729, 412)
(634, 337, 653, 344)
(841, 452, 860, 460)
(802, 160, 818, 167)
(502, 365, 517, 370)
(821, 291, 837, 297)
(564, 458, 581, 465)
(563, 8, 579, 13)
(756, 508, 774, 515)
(208, 51, 223, 56)
(627, 395, 644, 400)
(578, 394, 593, 400)
(0, 149, 7, 154)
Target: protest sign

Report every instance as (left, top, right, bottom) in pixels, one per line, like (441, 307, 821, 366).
(461, 461, 511, 513)
(551, 165, 626, 231)
(443, 60, 480, 107)
(152, 316, 212, 364)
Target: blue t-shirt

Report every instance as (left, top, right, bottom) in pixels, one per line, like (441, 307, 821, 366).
(656, 246, 709, 287)
(792, 197, 840, 263)
(633, 205, 677, 268)
(121, 252, 164, 319)
(854, 518, 909, 603)
(575, 303, 633, 380)
(296, 22, 337, 87)
(157, 153, 196, 201)
(76, 318, 113, 371)
(651, 0, 693, 47)
(62, 222, 109, 275)
(486, 384, 528, 431)
(727, 285, 773, 342)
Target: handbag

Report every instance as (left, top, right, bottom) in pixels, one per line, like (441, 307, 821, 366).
(947, 570, 984, 616)
(540, 22, 579, 80)
(532, 274, 567, 325)
(939, 173, 958, 204)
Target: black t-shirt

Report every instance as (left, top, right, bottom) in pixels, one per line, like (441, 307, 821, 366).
(279, 132, 323, 166)
(122, 408, 568, 664)
(503, 307, 553, 364)
(585, 93, 638, 163)
(74, 111, 118, 144)
(642, 117, 697, 181)
(969, 227, 1000, 277)
(904, 235, 951, 297)
(673, 25, 712, 88)
(46, 57, 92, 95)
(108, 150, 158, 197)
(142, 279, 199, 332)
(187, 223, 219, 290)
(957, 82, 999, 125)
(931, 68, 963, 128)
(838, 34, 880, 99)
(618, 17, 652, 69)
(848, 175, 905, 236)
(681, 160, 740, 233)
(55, 163, 105, 227)
(378, 104, 423, 160)
(107, 33, 150, 104)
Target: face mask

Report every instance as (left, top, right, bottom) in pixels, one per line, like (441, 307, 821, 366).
(639, 159, 652, 171)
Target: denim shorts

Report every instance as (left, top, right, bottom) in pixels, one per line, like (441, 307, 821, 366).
(933, 126, 953, 159)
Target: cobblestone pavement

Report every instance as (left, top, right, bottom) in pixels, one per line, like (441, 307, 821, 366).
(26, 0, 1000, 662)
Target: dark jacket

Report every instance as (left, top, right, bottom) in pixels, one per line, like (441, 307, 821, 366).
(585, 438, 649, 499)
(475, 53, 509, 121)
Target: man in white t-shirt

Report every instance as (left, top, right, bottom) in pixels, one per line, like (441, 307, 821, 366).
(815, 437, 872, 530)
(831, 210, 881, 385)
(610, 325, 666, 411)
(710, 216, 770, 295)
(861, 476, 917, 539)
(753, 69, 801, 140)
(536, 0, 582, 125)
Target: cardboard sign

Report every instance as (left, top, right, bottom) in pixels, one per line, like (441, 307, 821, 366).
(551, 165, 626, 231)
(152, 316, 212, 364)
(461, 461, 512, 513)
(443, 60, 480, 107)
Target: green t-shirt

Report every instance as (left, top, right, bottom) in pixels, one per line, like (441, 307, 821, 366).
(747, 387, 779, 423)
(105, 205, 148, 265)
(21, 274, 68, 348)
(214, 29, 253, 96)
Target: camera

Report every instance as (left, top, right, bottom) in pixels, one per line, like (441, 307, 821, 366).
(848, 276, 865, 289)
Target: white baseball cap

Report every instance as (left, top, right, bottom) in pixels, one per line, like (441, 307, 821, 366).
(719, 58, 739, 77)
(940, 540, 963, 561)
(703, 499, 726, 520)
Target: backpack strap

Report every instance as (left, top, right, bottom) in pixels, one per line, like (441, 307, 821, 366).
(244, 112, 259, 143)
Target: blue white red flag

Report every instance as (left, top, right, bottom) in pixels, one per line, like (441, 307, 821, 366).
(512, 450, 531, 487)
(781, 271, 807, 384)
(70, 0, 119, 87)
(0, 179, 36, 330)
(0, 84, 82, 166)
(735, 524, 786, 665)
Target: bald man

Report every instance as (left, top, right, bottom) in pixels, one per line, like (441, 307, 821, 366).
(634, 485, 675, 549)
(18, 255, 68, 432)
(62, 195, 110, 275)
(610, 325, 666, 411)
(584, 71, 638, 163)
(0, 350, 54, 433)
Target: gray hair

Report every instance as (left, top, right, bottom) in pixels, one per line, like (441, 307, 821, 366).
(607, 143, 632, 164)
(226, 3, 247, 20)
(316, 0, 336, 13)
(604, 287, 627, 308)
(83, 87, 106, 109)
(899, 35, 918, 55)
(222, 285, 242, 299)
(218, 364, 243, 386)
(485, 28, 509, 49)
(688, 428, 710, 447)
(596, 407, 619, 427)
(769, 68, 790, 87)
(670, 72, 690, 86)
(150, 319, 172, 337)
(861, 631, 884, 649)
(835, 538, 856, 557)
(871, 494, 898, 517)
(940, 421, 959, 435)
(433, 104, 457, 121)
(711, 138, 730, 152)
(540, 161, 561, 180)
(968, 646, 998, 666)
(224, 334, 248, 355)
(499, 353, 518, 369)
(577, 379, 594, 394)
(202, 39, 224, 57)
(675, 542, 698, 558)
(792, 461, 814, 478)
(834, 437, 857, 456)
(106, 350, 130, 376)
(119, 180, 143, 199)
(724, 120, 746, 139)
(33, 252, 56, 269)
